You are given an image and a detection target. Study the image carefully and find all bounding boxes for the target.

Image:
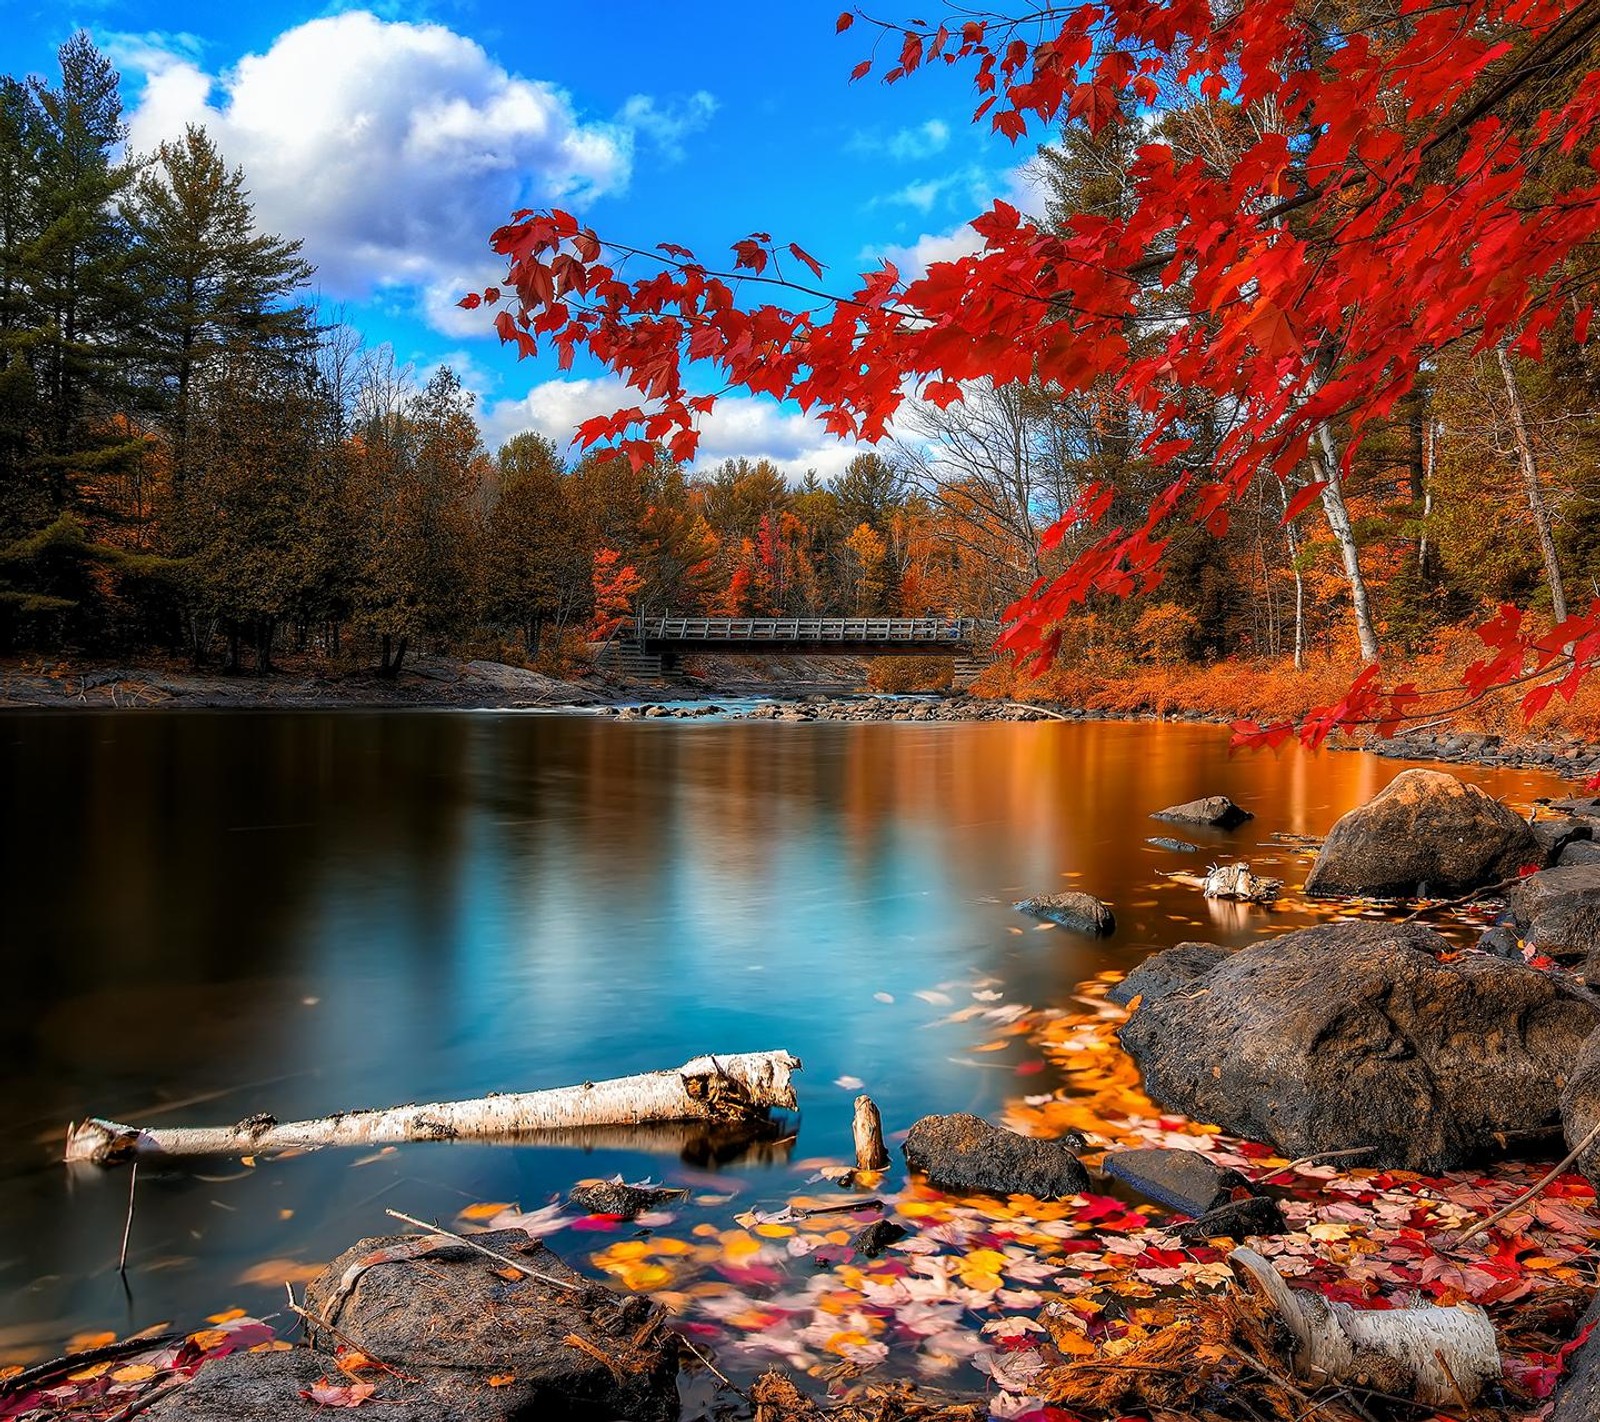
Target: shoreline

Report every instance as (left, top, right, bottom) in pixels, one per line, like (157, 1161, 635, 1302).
(7, 656, 1600, 785)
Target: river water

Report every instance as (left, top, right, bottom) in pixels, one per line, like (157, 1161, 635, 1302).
(0, 710, 1570, 1365)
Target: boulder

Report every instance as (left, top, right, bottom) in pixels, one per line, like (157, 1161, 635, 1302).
(1119, 920, 1600, 1170)
(1560, 839, 1600, 867)
(903, 1113, 1088, 1199)
(1101, 1148, 1254, 1216)
(302, 1231, 679, 1422)
(1014, 891, 1115, 935)
(1507, 865, 1600, 967)
(1303, 768, 1542, 898)
(1560, 1026, 1600, 1191)
(1532, 817, 1592, 864)
(1151, 795, 1253, 830)
(1106, 942, 1227, 1007)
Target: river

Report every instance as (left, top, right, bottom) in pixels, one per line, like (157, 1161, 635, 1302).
(0, 710, 1570, 1366)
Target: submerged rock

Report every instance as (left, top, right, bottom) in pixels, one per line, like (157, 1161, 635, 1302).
(1014, 891, 1115, 935)
(302, 1230, 678, 1422)
(1106, 942, 1227, 1006)
(1151, 795, 1252, 830)
(567, 1179, 688, 1220)
(1145, 836, 1200, 853)
(851, 1219, 908, 1257)
(1303, 768, 1542, 898)
(903, 1113, 1088, 1199)
(1119, 920, 1600, 1170)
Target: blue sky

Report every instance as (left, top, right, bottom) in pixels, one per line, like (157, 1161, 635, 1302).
(9, 1, 1044, 477)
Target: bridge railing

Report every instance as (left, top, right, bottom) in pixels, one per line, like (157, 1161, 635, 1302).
(637, 616, 995, 643)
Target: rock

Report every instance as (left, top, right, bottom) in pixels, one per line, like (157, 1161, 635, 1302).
(1560, 1028, 1600, 1189)
(903, 1113, 1088, 1199)
(1151, 795, 1253, 830)
(1561, 839, 1600, 867)
(1476, 924, 1525, 960)
(302, 1231, 678, 1422)
(1101, 1148, 1254, 1216)
(1507, 865, 1600, 966)
(1119, 920, 1600, 1170)
(1014, 891, 1115, 935)
(567, 1179, 688, 1220)
(143, 1350, 483, 1422)
(1533, 818, 1593, 864)
(850, 1219, 908, 1257)
(1303, 768, 1542, 898)
(1146, 837, 1200, 853)
(1106, 942, 1227, 1006)
(1173, 1195, 1288, 1242)
(1508, 864, 1600, 924)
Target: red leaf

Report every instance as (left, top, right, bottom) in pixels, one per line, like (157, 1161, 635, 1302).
(788, 243, 824, 280)
(457, 292, 481, 310)
(301, 1378, 377, 1408)
(836, 11, 853, 32)
(1281, 480, 1328, 523)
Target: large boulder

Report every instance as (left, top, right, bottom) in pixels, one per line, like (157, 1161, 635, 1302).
(1303, 768, 1541, 898)
(1119, 920, 1600, 1170)
(1151, 795, 1252, 829)
(1014, 891, 1115, 935)
(301, 1231, 679, 1422)
(1507, 865, 1600, 969)
(903, 1113, 1088, 1199)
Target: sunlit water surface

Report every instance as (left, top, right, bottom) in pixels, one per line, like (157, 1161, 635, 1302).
(0, 711, 1570, 1362)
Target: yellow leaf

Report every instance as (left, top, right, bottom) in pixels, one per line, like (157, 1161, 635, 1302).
(206, 1308, 247, 1324)
(237, 1259, 323, 1286)
(458, 1202, 512, 1221)
(111, 1364, 159, 1384)
(251, 1341, 294, 1353)
(69, 1362, 112, 1382)
(188, 1329, 229, 1352)
(753, 1223, 795, 1239)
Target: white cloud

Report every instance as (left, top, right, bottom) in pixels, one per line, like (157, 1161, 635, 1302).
(119, 12, 711, 333)
(866, 160, 1049, 279)
(616, 92, 717, 162)
(849, 118, 951, 162)
(479, 376, 875, 481)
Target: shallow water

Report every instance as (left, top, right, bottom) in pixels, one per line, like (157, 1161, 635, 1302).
(0, 711, 1568, 1361)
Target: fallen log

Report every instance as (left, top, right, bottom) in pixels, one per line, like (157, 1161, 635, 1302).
(65, 1050, 801, 1166)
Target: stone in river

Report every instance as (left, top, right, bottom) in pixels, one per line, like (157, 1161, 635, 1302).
(1119, 919, 1599, 1171)
(1013, 890, 1115, 935)
(1101, 1147, 1253, 1216)
(1106, 942, 1227, 1006)
(1303, 768, 1542, 898)
(903, 1113, 1088, 1199)
(1151, 795, 1253, 829)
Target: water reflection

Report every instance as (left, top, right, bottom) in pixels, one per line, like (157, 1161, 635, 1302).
(0, 712, 1568, 1359)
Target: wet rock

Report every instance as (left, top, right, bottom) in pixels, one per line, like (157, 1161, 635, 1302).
(143, 1349, 484, 1422)
(302, 1231, 678, 1422)
(1303, 768, 1542, 898)
(1532, 818, 1593, 864)
(903, 1113, 1088, 1199)
(1560, 1027, 1600, 1190)
(1013, 891, 1115, 935)
(1476, 924, 1525, 960)
(567, 1179, 689, 1220)
(1151, 795, 1253, 830)
(1145, 837, 1200, 853)
(1173, 1195, 1289, 1242)
(1106, 942, 1227, 1007)
(1101, 1148, 1254, 1216)
(850, 1219, 908, 1257)
(1119, 920, 1600, 1170)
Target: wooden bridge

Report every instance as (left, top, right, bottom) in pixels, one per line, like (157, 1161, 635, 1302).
(603, 615, 999, 677)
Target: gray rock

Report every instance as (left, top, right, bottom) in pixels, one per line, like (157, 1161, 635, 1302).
(1101, 1148, 1253, 1215)
(1119, 920, 1600, 1170)
(1533, 817, 1593, 864)
(903, 1113, 1088, 1199)
(1013, 891, 1115, 935)
(1507, 866, 1600, 970)
(567, 1179, 688, 1220)
(1561, 1027, 1600, 1190)
(302, 1231, 678, 1422)
(1303, 768, 1542, 898)
(1145, 837, 1200, 853)
(1561, 839, 1600, 867)
(1476, 924, 1525, 960)
(1106, 942, 1227, 1006)
(1151, 795, 1253, 830)
(850, 1219, 908, 1257)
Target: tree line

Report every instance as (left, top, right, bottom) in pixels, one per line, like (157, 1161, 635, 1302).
(5, 31, 1598, 684)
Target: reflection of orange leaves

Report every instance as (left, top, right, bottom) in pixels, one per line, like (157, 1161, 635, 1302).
(458, 1202, 511, 1221)
(206, 1309, 248, 1324)
(67, 1331, 118, 1351)
(237, 1258, 325, 1286)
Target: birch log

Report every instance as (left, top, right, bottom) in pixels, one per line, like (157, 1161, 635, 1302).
(1230, 1247, 1499, 1405)
(65, 1050, 800, 1167)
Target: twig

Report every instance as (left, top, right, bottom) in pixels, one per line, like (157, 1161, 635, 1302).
(1401, 874, 1526, 921)
(1454, 1115, 1600, 1247)
(796, 1197, 885, 1217)
(1003, 701, 1068, 720)
(0, 1333, 184, 1396)
(118, 1160, 138, 1274)
(1258, 1146, 1378, 1183)
(383, 1208, 585, 1294)
(284, 1297, 422, 1384)
(676, 1334, 750, 1403)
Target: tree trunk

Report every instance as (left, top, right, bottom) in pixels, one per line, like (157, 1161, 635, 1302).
(1497, 343, 1567, 624)
(1313, 422, 1381, 662)
(226, 624, 241, 674)
(64, 1050, 801, 1166)
(390, 633, 408, 678)
(255, 617, 273, 675)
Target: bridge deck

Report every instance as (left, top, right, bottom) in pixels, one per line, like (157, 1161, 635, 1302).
(637, 616, 996, 656)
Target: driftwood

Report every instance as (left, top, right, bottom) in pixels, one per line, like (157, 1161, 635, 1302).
(65, 1050, 800, 1166)
(1230, 1246, 1499, 1406)
(1203, 862, 1284, 903)
(853, 1094, 889, 1170)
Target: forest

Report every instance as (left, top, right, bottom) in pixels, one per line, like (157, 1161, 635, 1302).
(5, 30, 1600, 718)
